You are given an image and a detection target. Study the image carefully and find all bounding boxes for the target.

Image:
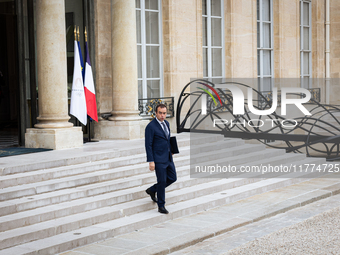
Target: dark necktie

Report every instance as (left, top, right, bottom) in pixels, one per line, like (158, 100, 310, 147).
(161, 122, 169, 138)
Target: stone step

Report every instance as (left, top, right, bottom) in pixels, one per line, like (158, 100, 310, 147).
(197, 152, 306, 179)
(192, 143, 267, 166)
(305, 117, 340, 134)
(0, 152, 300, 235)
(0, 148, 294, 218)
(191, 146, 288, 177)
(0, 133, 329, 254)
(0, 134, 223, 176)
(1, 153, 326, 247)
(0, 138, 243, 190)
(131, 176, 340, 255)
(312, 125, 340, 133)
(0, 145, 286, 220)
(310, 130, 340, 136)
(0, 143, 265, 202)
(0, 158, 326, 254)
(0, 173, 209, 233)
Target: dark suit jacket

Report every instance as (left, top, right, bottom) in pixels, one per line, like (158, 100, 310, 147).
(145, 118, 172, 163)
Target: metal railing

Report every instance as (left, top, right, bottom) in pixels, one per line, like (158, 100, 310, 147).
(176, 79, 340, 160)
(138, 97, 174, 118)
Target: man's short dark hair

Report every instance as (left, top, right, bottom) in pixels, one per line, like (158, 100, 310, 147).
(156, 104, 167, 113)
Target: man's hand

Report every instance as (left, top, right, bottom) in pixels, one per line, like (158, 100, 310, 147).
(149, 162, 155, 171)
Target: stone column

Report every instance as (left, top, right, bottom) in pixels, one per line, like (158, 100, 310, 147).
(110, 0, 140, 121)
(95, 0, 144, 140)
(25, 0, 83, 149)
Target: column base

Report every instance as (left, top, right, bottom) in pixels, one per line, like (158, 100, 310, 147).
(94, 119, 150, 140)
(25, 127, 83, 150)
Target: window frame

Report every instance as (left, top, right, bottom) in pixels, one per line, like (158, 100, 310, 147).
(202, 0, 225, 80)
(300, 0, 312, 88)
(136, 0, 163, 99)
(257, 0, 274, 91)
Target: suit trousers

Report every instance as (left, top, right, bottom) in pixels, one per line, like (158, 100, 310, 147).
(149, 161, 177, 207)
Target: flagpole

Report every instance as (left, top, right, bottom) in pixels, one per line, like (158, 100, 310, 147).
(83, 26, 98, 142)
(77, 26, 80, 42)
(73, 26, 80, 129)
(84, 26, 92, 142)
(85, 26, 87, 42)
(77, 25, 87, 141)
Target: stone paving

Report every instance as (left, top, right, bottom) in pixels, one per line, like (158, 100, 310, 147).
(60, 183, 340, 255)
(172, 194, 340, 255)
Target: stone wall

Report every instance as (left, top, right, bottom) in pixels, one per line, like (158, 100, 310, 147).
(163, 0, 203, 131)
(273, 0, 300, 78)
(225, 0, 257, 79)
(94, 0, 112, 118)
(90, 0, 340, 139)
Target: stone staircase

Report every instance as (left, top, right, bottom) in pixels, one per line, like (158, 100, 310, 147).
(0, 133, 327, 255)
(311, 112, 340, 136)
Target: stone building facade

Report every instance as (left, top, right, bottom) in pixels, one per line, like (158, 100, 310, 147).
(0, 0, 338, 150)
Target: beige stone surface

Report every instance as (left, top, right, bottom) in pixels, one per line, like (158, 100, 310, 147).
(107, 0, 143, 138)
(110, 0, 139, 117)
(225, 0, 257, 79)
(140, 119, 150, 138)
(163, 0, 203, 130)
(312, 0, 325, 79)
(88, 0, 340, 139)
(94, 0, 111, 112)
(34, 0, 72, 129)
(274, 0, 300, 78)
(330, 0, 340, 78)
(26, 0, 84, 150)
(93, 120, 144, 140)
(25, 127, 83, 150)
(93, 0, 144, 139)
(94, 0, 112, 116)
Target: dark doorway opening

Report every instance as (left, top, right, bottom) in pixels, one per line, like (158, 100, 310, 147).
(0, 1, 19, 149)
(0, 0, 38, 149)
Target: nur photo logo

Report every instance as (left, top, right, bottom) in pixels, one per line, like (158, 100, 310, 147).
(199, 82, 312, 116)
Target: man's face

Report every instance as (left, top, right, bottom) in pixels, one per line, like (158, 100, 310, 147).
(155, 107, 167, 122)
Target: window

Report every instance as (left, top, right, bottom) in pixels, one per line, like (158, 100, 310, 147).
(136, 0, 163, 99)
(300, 0, 311, 88)
(203, 0, 224, 81)
(257, 0, 273, 91)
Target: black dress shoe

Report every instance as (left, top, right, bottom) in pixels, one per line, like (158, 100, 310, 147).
(158, 207, 169, 214)
(146, 188, 157, 202)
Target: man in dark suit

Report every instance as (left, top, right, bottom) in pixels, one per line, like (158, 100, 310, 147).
(145, 104, 177, 214)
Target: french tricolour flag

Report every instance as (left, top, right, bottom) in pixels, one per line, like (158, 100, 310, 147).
(70, 40, 87, 126)
(84, 42, 98, 122)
